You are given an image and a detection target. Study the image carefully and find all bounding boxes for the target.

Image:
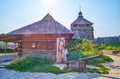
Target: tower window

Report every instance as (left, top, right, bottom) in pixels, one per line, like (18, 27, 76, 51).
(73, 24, 77, 27)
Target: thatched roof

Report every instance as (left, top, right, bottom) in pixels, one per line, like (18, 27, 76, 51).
(8, 14, 73, 35)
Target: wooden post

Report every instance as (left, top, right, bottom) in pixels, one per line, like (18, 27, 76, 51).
(18, 41, 22, 56)
(79, 61, 86, 71)
(14, 42, 16, 53)
(4, 42, 7, 55)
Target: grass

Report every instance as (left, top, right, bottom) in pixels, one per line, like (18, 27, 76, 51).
(0, 49, 14, 56)
(6, 56, 84, 74)
(97, 43, 120, 50)
(68, 50, 113, 66)
(0, 53, 5, 56)
(0, 53, 14, 56)
(6, 56, 70, 74)
(91, 64, 110, 74)
(68, 39, 113, 64)
(83, 51, 113, 65)
(67, 39, 114, 74)
(6, 56, 110, 74)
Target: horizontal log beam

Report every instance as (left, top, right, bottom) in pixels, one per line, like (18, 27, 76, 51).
(66, 55, 100, 63)
(78, 55, 100, 61)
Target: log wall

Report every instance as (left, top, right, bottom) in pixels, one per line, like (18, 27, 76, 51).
(17, 34, 73, 60)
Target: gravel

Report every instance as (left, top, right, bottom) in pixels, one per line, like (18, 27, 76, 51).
(0, 68, 101, 79)
(0, 54, 120, 79)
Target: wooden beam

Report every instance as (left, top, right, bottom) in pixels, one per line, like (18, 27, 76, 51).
(14, 42, 17, 53)
(78, 55, 100, 61)
(4, 42, 7, 55)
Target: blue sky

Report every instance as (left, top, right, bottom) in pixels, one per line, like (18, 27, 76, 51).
(0, 0, 120, 38)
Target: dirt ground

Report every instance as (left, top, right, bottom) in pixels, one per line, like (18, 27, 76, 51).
(104, 54, 120, 78)
(0, 53, 120, 79)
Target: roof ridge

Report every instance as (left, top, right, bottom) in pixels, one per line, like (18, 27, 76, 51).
(42, 13, 55, 21)
(8, 14, 73, 34)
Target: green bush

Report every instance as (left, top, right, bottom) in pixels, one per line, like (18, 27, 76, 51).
(100, 54, 113, 62)
(7, 56, 53, 71)
(83, 51, 98, 57)
(7, 56, 87, 74)
(96, 44, 106, 50)
(67, 51, 83, 61)
(0, 49, 13, 53)
(69, 39, 96, 52)
(7, 55, 110, 74)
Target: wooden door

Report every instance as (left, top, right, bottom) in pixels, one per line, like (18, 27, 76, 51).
(56, 37, 65, 63)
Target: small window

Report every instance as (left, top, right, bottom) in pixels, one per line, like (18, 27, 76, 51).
(32, 43, 36, 48)
(74, 24, 77, 27)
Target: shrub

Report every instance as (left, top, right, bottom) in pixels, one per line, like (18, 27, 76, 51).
(83, 51, 98, 57)
(7, 56, 53, 71)
(0, 49, 13, 53)
(7, 56, 86, 74)
(86, 54, 113, 65)
(100, 54, 113, 62)
(68, 38, 113, 65)
(96, 44, 106, 50)
(7, 57, 21, 68)
(67, 51, 83, 61)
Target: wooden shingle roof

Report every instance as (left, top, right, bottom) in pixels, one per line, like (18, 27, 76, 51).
(8, 14, 73, 35)
(71, 11, 93, 25)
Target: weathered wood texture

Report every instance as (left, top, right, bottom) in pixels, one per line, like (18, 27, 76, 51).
(17, 34, 73, 60)
(78, 55, 100, 61)
(66, 55, 100, 70)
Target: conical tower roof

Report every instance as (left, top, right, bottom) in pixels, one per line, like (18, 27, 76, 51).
(8, 13, 73, 34)
(72, 11, 93, 25)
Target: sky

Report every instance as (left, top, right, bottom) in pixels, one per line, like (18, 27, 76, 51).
(0, 0, 120, 38)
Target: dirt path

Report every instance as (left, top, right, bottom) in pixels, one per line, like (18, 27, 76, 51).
(0, 53, 120, 79)
(102, 54, 120, 78)
(0, 53, 17, 67)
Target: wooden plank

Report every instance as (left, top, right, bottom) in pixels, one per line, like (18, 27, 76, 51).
(78, 55, 100, 61)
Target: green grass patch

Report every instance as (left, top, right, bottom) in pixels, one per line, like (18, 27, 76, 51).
(0, 49, 13, 53)
(6, 56, 103, 74)
(0, 53, 4, 56)
(97, 43, 120, 50)
(6, 56, 87, 74)
(68, 50, 113, 65)
(88, 64, 110, 74)
(7, 56, 53, 71)
(0, 53, 14, 56)
(93, 64, 110, 74)
(68, 38, 113, 65)
(83, 51, 113, 65)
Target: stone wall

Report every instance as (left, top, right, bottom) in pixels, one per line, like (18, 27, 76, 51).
(93, 35, 120, 44)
